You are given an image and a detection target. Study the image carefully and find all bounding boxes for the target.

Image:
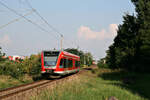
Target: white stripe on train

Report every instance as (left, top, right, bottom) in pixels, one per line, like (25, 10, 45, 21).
(54, 69, 80, 75)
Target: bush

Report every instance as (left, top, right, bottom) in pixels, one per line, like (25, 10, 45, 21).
(28, 54, 41, 75)
(0, 54, 41, 79)
(0, 60, 24, 78)
(97, 63, 108, 68)
(97, 58, 108, 68)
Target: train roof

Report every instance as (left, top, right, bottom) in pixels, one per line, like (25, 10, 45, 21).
(62, 51, 80, 58)
(42, 50, 80, 58)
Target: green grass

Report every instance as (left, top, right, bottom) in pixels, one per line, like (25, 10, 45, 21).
(0, 75, 33, 90)
(98, 68, 150, 99)
(31, 68, 148, 100)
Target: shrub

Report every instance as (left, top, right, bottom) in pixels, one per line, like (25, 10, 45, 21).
(0, 60, 24, 78)
(97, 62, 108, 68)
(28, 54, 41, 75)
(0, 54, 41, 79)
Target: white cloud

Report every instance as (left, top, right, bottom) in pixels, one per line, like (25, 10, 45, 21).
(78, 24, 118, 40)
(0, 35, 11, 45)
(77, 24, 118, 59)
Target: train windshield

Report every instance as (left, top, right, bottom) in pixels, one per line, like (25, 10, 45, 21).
(44, 51, 60, 66)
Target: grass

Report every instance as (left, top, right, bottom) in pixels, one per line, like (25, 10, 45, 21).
(0, 74, 33, 90)
(31, 68, 148, 100)
(99, 68, 150, 99)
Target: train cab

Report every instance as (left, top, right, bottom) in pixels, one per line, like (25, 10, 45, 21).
(41, 50, 80, 76)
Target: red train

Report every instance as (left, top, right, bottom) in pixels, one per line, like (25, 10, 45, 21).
(41, 50, 80, 76)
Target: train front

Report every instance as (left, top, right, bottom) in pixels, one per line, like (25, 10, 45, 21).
(41, 50, 60, 75)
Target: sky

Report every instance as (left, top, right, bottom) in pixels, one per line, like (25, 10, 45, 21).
(0, 0, 135, 60)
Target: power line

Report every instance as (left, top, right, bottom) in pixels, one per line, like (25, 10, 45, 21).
(1, 0, 79, 50)
(25, 0, 77, 49)
(0, 1, 58, 40)
(0, 10, 34, 29)
(0, 1, 92, 58)
(25, 0, 62, 37)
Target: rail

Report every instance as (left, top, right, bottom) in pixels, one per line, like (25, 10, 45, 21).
(0, 72, 81, 100)
(0, 67, 92, 100)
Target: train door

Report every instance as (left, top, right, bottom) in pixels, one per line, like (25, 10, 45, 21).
(68, 58, 73, 71)
(59, 58, 64, 69)
(63, 58, 68, 73)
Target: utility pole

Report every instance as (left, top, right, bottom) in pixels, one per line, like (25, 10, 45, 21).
(60, 35, 63, 51)
(77, 45, 79, 56)
(84, 53, 86, 65)
(87, 54, 89, 66)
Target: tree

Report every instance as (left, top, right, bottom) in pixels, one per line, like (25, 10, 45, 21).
(106, 14, 138, 70)
(131, 0, 150, 71)
(105, 0, 150, 72)
(0, 47, 2, 60)
(28, 54, 41, 75)
(106, 44, 117, 69)
(84, 52, 93, 66)
(0, 47, 6, 62)
(97, 58, 108, 68)
(64, 48, 93, 66)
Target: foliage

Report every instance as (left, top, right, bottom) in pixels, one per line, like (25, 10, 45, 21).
(106, 14, 138, 70)
(0, 75, 33, 90)
(32, 69, 147, 100)
(0, 47, 6, 62)
(28, 54, 41, 75)
(64, 48, 93, 66)
(99, 69, 150, 99)
(0, 52, 41, 79)
(105, 0, 150, 72)
(97, 58, 108, 68)
(0, 61, 24, 78)
(131, 0, 150, 71)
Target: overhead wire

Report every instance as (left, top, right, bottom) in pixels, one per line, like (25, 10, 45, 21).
(24, 1, 92, 59)
(0, 0, 92, 58)
(0, 9, 34, 29)
(25, 0, 77, 49)
(25, 0, 62, 37)
(0, 1, 58, 40)
(0, 0, 79, 50)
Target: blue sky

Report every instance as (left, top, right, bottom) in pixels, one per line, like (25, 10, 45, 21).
(0, 0, 135, 60)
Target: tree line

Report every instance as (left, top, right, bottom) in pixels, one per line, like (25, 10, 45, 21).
(0, 48, 41, 79)
(64, 48, 93, 66)
(98, 0, 150, 72)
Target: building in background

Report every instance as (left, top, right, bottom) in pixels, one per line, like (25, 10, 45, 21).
(8, 55, 25, 61)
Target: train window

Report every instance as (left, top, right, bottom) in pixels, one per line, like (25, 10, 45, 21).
(78, 61, 80, 66)
(68, 59, 73, 67)
(75, 61, 80, 67)
(75, 61, 78, 67)
(63, 59, 68, 68)
(44, 51, 60, 56)
(44, 56, 57, 66)
(59, 59, 64, 68)
(43, 51, 60, 66)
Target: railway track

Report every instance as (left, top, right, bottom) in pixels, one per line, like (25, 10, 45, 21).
(0, 80, 51, 99)
(0, 72, 81, 100)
